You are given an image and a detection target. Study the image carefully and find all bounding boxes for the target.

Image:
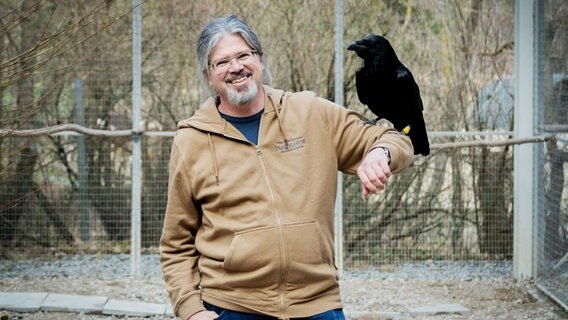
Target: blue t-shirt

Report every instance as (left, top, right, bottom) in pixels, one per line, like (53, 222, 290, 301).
(219, 109, 264, 145)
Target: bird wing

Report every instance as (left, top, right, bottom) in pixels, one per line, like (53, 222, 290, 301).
(395, 67, 430, 155)
(395, 66, 424, 112)
(355, 69, 373, 107)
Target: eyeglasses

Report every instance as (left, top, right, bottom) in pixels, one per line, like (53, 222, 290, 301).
(209, 50, 258, 73)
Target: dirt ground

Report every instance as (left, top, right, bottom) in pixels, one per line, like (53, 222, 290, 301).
(1, 276, 566, 320)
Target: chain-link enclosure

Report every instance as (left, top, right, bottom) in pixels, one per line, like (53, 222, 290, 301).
(534, 0, 568, 309)
(343, 135, 515, 267)
(0, 0, 566, 312)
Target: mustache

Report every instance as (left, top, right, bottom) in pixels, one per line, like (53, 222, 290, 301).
(225, 71, 250, 82)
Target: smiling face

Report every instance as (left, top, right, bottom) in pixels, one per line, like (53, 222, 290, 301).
(208, 34, 265, 115)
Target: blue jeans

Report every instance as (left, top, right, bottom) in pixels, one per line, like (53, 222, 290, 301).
(203, 301, 345, 320)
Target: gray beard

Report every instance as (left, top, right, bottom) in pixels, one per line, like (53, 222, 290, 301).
(226, 81, 258, 106)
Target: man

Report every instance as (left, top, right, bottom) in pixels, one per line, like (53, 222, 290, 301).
(160, 15, 414, 320)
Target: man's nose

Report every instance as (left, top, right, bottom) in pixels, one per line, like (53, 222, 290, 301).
(227, 58, 244, 71)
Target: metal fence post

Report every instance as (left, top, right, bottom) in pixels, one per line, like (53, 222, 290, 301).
(75, 78, 89, 243)
(131, 0, 142, 277)
(513, 0, 535, 279)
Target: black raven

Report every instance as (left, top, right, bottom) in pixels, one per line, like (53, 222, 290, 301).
(347, 34, 430, 156)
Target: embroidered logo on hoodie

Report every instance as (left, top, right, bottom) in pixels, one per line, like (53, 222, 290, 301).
(275, 137, 306, 153)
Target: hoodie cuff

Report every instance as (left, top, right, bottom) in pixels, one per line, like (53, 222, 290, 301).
(176, 294, 205, 320)
(367, 145, 391, 165)
(370, 137, 413, 174)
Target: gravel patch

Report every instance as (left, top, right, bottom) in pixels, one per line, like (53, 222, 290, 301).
(0, 255, 511, 280)
(0, 255, 162, 280)
(0, 255, 566, 319)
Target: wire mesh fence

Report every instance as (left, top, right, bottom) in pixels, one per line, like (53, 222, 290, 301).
(535, 136, 568, 309)
(0, 131, 524, 262)
(0, 0, 566, 313)
(534, 0, 568, 310)
(343, 142, 515, 267)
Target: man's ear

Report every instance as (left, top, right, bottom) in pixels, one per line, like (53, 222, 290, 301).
(206, 71, 213, 86)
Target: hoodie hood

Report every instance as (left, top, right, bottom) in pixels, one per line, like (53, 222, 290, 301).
(175, 86, 288, 186)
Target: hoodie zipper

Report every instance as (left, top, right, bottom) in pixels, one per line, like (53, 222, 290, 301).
(206, 100, 290, 317)
(254, 144, 288, 319)
(214, 137, 289, 317)
(256, 111, 289, 319)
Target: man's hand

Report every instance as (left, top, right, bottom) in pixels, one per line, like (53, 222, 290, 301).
(189, 310, 219, 320)
(357, 147, 392, 197)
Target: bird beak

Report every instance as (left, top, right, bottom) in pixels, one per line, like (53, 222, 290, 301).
(347, 41, 366, 52)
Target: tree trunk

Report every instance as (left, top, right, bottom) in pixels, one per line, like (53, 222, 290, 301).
(34, 182, 75, 244)
(451, 153, 465, 257)
(478, 148, 513, 257)
(0, 146, 38, 246)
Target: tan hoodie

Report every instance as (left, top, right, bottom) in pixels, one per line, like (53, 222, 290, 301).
(160, 86, 414, 320)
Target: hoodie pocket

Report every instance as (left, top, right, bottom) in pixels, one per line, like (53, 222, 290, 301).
(283, 220, 337, 285)
(222, 226, 280, 292)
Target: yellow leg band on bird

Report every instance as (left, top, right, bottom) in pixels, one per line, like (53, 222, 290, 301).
(402, 125, 411, 135)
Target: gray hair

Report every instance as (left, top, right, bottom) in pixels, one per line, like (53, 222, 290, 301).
(197, 15, 272, 96)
